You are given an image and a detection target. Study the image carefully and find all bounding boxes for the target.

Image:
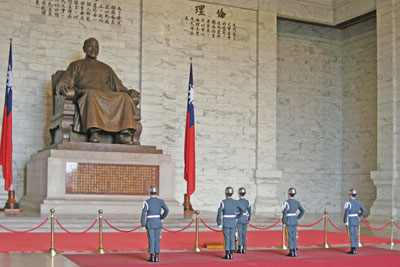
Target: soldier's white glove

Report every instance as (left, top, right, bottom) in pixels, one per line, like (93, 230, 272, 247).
(218, 225, 222, 228)
(345, 223, 348, 226)
(235, 232, 238, 239)
(142, 227, 146, 230)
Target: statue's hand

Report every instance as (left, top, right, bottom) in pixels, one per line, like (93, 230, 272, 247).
(56, 84, 72, 96)
(128, 89, 140, 99)
(128, 89, 140, 105)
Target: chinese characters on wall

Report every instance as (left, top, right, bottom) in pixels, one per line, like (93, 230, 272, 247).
(35, 0, 122, 25)
(185, 5, 237, 40)
(65, 162, 159, 195)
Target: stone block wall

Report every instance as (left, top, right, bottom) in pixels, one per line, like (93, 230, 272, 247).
(342, 18, 377, 215)
(277, 20, 343, 213)
(141, 0, 258, 209)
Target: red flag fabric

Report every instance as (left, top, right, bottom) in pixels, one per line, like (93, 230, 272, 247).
(184, 63, 195, 197)
(0, 41, 13, 191)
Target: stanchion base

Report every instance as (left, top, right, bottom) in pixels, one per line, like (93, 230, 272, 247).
(94, 248, 108, 254)
(277, 244, 287, 250)
(46, 248, 59, 257)
(320, 243, 331, 249)
(190, 246, 202, 252)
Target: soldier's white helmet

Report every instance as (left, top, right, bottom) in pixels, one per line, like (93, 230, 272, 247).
(288, 187, 296, 196)
(225, 186, 234, 196)
(149, 186, 157, 195)
(238, 187, 246, 196)
(349, 188, 357, 196)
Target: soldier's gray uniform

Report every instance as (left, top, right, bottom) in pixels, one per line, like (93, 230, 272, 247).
(141, 196, 169, 255)
(282, 199, 305, 250)
(237, 198, 251, 247)
(217, 198, 244, 251)
(343, 199, 366, 248)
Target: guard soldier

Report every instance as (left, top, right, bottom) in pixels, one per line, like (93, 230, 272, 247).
(217, 186, 244, 260)
(141, 186, 169, 262)
(344, 188, 366, 255)
(282, 187, 305, 257)
(236, 187, 251, 254)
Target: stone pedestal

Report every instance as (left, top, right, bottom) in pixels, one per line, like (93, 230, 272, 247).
(20, 142, 181, 215)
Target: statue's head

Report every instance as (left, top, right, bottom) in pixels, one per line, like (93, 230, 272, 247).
(83, 38, 99, 59)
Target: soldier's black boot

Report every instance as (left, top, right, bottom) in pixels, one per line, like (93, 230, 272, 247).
(147, 254, 154, 262)
(229, 250, 234, 259)
(242, 245, 246, 254)
(235, 245, 242, 253)
(294, 249, 298, 257)
(286, 249, 294, 257)
(223, 251, 230, 259)
(347, 247, 354, 254)
(154, 254, 159, 262)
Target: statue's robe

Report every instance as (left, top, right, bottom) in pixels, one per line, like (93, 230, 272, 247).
(56, 58, 139, 133)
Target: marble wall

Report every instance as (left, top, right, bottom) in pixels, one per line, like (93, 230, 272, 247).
(141, 0, 258, 209)
(277, 20, 343, 213)
(342, 18, 377, 215)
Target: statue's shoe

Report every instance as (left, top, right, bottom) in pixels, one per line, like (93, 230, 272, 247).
(89, 133, 100, 143)
(118, 134, 134, 145)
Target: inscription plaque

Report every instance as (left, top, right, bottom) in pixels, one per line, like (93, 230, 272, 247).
(65, 162, 159, 195)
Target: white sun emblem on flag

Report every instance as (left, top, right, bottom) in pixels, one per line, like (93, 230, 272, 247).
(188, 84, 194, 104)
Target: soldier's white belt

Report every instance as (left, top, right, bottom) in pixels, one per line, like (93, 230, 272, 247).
(223, 215, 236, 218)
(147, 215, 161, 218)
(287, 213, 297, 216)
(348, 214, 359, 217)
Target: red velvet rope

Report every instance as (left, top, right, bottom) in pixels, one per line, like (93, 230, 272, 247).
(162, 219, 195, 233)
(103, 218, 142, 233)
(298, 217, 324, 227)
(55, 218, 98, 234)
(249, 218, 281, 230)
(361, 218, 391, 231)
(0, 217, 49, 233)
(394, 221, 400, 230)
(327, 218, 347, 232)
(200, 218, 222, 232)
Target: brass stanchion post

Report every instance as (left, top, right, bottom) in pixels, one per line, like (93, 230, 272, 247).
(46, 208, 58, 257)
(192, 210, 201, 252)
(346, 225, 351, 248)
(320, 209, 331, 248)
(358, 224, 363, 247)
(278, 224, 287, 249)
(94, 209, 107, 254)
(389, 218, 395, 249)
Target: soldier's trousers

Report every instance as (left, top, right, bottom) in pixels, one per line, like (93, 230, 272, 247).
(237, 223, 248, 246)
(147, 228, 161, 254)
(223, 227, 236, 251)
(287, 225, 298, 249)
(349, 225, 359, 247)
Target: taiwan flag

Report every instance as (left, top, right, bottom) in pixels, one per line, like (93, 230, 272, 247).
(0, 41, 13, 191)
(184, 62, 195, 197)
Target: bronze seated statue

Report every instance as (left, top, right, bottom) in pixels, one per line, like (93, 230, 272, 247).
(49, 38, 142, 145)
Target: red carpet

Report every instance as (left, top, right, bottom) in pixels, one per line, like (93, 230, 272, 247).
(0, 230, 396, 253)
(65, 247, 400, 267)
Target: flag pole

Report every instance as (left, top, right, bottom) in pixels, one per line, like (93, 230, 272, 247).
(183, 57, 196, 217)
(2, 38, 20, 212)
